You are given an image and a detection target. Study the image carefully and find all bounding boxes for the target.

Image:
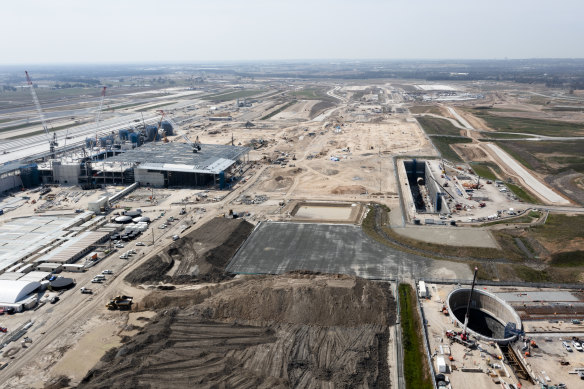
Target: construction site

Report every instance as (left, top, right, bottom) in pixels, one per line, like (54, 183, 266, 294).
(0, 63, 583, 389)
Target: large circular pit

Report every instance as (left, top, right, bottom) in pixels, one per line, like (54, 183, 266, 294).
(447, 288, 522, 344)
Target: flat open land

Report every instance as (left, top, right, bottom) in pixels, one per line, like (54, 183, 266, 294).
(79, 273, 395, 389)
(226, 221, 472, 280)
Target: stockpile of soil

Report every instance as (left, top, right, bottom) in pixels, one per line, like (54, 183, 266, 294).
(80, 273, 395, 389)
(124, 218, 254, 285)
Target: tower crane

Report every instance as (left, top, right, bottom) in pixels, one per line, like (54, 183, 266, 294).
(25, 71, 58, 157)
(94, 86, 107, 146)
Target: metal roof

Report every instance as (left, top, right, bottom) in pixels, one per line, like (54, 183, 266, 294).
(35, 231, 109, 264)
(95, 142, 249, 175)
(0, 213, 93, 273)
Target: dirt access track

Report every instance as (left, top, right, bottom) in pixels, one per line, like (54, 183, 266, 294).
(124, 217, 254, 285)
(79, 273, 395, 389)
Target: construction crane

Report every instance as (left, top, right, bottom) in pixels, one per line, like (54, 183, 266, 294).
(181, 133, 201, 153)
(94, 86, 107, 145)
(461, 267, 479, 341)
(25, 71, 58, 157)
(166, 114, 201, 152)
(156, 110, 168, 143)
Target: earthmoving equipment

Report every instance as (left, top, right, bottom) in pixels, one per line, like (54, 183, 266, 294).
(106, 295, 133, 310)
(25, 71, 58, 158)
(445, 330, 477, 349)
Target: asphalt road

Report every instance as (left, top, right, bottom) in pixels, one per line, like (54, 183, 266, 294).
(486, 143, 570, 205)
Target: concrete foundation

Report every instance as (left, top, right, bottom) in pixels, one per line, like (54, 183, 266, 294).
(447, 288, 522, 344)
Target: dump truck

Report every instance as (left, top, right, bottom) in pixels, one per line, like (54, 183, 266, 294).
(106, 295, 133, 310)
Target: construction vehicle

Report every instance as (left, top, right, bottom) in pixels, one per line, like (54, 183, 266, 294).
(21, 337, 32, 347)
(80, 287, 93, 294)
(25, 71, 58, 158)
(106, 295, 133, 310)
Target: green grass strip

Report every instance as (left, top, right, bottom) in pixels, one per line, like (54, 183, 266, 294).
(399, 284, 433, 389)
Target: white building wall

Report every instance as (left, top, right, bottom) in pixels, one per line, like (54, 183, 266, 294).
(134, 169, 165, 187)
(0, 174, 23, 193)
(53, 164, 81, 185)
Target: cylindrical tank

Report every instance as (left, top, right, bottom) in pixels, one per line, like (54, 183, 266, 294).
(129, 133, 139, 145)
(145, 125, 158, 142)
(114, 215, 132, 224)
(161, 121, 173, 136)
(417, 177, 425, 186)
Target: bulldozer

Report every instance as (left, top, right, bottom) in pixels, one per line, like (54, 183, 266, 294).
(106, 295, 133, 310)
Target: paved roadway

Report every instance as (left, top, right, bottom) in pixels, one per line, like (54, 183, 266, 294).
(486, 143, 570, 205)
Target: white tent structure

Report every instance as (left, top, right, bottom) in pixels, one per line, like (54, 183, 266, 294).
(0, 280, 41, 312)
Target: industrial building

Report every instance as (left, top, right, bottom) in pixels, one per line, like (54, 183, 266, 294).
(34, 142, 249, 189)
(91, 142, 250, 188)
(0, 162, 40, 193)
(0, 212, 94, 274)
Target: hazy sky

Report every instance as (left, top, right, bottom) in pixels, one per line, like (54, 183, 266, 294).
(2, 0, 583, 64)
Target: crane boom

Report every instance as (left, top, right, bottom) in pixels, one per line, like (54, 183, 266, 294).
(94, 86, 107, 138)
(169, 115, 200, 152)
(25, 71, 52, 143)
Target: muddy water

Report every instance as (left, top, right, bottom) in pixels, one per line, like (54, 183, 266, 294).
(294, 205, 353, 220)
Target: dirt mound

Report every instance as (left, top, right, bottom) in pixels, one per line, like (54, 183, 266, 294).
(310, 101, 335, 118)
(80, 274, 395, 389)
(331, 185, 367, 195)
(123, 255, 174, 285)
(125, 218, 254, 285)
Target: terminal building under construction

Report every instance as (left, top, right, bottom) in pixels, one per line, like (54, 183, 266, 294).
(35, 142, 250, 189)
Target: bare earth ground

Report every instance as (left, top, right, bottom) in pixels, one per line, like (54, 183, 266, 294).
(124, 218, 254, 285)
(78, 273, 395, 389)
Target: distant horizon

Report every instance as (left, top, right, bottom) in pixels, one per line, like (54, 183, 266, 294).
(2, 57, 584, 68)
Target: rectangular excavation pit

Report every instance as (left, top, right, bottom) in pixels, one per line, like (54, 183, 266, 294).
(290, 202, 363, 223)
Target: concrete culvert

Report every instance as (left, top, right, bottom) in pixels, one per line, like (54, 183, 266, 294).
(447, 288, 521, 344)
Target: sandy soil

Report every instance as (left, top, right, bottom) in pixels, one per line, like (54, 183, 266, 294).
(78, 273, 395, 389)
(125, 217, 253, 285)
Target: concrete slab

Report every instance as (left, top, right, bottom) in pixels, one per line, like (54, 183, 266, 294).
(392, 225, 499, 248)
(226, 222, 472, 280)
(496, 291, 580, 303)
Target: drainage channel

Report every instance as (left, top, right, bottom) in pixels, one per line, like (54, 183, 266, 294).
(499, 343, 535, 384)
